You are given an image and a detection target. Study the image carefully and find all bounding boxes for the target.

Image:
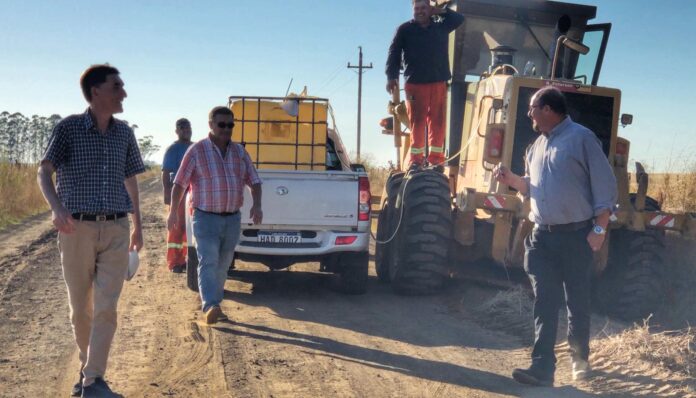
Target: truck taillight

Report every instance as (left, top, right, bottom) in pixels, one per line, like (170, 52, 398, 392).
(484, 125, 505, 161)
(335, 236, 358, 245)
(380, 117, 394, 135)
(616, 141, 628, 156)
(488, 129, 503, 157)
(379, 117, 393, 129)
(358, 176, 371, 221)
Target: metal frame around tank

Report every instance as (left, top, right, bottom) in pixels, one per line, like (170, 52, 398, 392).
(228, 96, 329, 170)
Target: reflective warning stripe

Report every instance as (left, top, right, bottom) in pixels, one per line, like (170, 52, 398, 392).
(648, 214, 675, 228)
(410, 147, 425, 154)
(484, 195, 506, 209)
(167, 242, 186, 249)
(430, 146, 444, 153)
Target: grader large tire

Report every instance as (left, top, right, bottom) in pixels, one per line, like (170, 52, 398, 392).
(594, 195, 666, 321)
(375, 172, 405, 282)
(389, 170, 452, 295)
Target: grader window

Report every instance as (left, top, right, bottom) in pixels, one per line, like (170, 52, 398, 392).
(511, 87, 614, 177)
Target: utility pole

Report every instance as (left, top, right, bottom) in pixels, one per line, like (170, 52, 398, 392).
(347, 46, 372, 162)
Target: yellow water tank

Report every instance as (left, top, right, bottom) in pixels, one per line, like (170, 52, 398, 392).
(230, 99, 328, 170)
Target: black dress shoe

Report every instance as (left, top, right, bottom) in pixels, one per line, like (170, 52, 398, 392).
(512, 367, 554, 387)
(71, 372, 83, 396)
(82, 377, 113, 397)
(171, 264, 186, 273)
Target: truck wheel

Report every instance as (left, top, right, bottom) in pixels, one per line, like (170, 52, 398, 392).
(375, 172, 405, 283)
(594, 195, 666, 321)
(186, 246, 199, 292)
(337, 251, 369, 294)
(390, 170, 452, 295)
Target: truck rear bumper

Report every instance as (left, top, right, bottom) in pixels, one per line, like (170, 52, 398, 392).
(235, 229, 369, 256)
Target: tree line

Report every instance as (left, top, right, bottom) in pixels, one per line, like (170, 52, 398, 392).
(0, 111, 160, 164)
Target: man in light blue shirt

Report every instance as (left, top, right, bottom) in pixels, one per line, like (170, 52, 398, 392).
(162, 118, 193, 273)
(495, 86, 617, 386)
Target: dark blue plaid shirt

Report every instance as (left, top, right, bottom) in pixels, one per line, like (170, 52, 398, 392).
(42, 109, 146, 214)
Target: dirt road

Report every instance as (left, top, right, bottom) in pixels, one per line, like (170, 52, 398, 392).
(0, 177, 693, 397)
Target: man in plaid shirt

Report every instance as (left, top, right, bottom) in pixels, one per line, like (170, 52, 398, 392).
(37, 64, 145, 397)
(167, 106, 262, 324)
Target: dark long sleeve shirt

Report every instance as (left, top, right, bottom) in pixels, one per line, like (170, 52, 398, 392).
(521, 117, 618, 225)
(385, 9, 464, 84)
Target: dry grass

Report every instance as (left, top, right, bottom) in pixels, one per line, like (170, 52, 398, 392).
(0, 163, 160, 230)
(593, 317, 696, 378)
(474, 286, 535, 341)
(643, 173, 696, 212)
(0, 163, 48, 228)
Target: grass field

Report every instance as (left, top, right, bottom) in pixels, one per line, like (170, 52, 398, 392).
(0, 163, 48, 228)
(0, 163, 160, 230)
(638, 173, 696, 212)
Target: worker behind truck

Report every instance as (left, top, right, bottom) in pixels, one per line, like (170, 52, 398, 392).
(385, 0, 464, 172)
(162, 118, 193, 273)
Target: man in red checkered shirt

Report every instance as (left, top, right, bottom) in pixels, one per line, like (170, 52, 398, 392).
(167, 106, 262, 324)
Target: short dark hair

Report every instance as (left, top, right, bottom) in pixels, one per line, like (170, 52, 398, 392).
(175, 118, 190, 128)
(80, 64, 120, 102)
(208, 106, 233, 121)
(535, 86, 567, 115)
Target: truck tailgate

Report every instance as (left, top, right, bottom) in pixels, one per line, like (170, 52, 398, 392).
(240, 170, 359, 227)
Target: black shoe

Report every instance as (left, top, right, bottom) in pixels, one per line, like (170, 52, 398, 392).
(512, 367, 554, 387)
(82, 377, 113, 398)
(71, 372, 83, 396)
(433, 165, 445, 173)
(408, 162, 422, 173)
(171, 264, 186, 273)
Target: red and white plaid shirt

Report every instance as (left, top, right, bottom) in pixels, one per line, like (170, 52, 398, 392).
(174, 137, 261, 213)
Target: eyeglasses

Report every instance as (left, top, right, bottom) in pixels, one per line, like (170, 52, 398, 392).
(216, 122, 235, 129)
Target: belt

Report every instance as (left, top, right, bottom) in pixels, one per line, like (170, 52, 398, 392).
(535, 219, 592, 232)
(72, 212, 128, 222)
(195, 208, 240, 216)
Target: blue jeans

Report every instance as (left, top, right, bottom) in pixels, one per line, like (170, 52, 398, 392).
(192, 209, 240, 312)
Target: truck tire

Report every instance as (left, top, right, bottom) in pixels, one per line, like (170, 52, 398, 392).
(375, 172, 405, 283)
(186, 246, 199, 292)
(390, 170, 452, 295)
(594, 195, 666, 321)
(337, 251, 369, 294)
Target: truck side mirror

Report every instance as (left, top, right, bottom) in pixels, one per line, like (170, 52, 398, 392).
(350, 164, 366, 172)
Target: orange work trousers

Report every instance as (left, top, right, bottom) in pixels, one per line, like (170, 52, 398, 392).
(404, 81, 447, 166)
(166, 200, 187, 269)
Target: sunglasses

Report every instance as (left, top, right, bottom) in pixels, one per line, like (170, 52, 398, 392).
(216, 122, 235, 129)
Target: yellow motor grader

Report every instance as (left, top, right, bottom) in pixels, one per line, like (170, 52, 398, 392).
(376, 0, 696, 320)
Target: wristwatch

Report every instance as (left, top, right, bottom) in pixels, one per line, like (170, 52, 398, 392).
(592, 224, 606, 235)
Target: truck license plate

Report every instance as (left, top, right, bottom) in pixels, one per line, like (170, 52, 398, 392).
(258, 231, 301, 244)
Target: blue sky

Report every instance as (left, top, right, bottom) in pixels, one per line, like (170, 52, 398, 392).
(1, 1, 694, 172)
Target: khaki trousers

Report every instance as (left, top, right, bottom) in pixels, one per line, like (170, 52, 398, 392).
(58, 217, 130, 386)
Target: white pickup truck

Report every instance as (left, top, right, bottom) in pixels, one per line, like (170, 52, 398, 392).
(185, 96, 371, 294)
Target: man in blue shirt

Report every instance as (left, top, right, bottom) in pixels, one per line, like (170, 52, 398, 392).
(162, 118, 193, 273)
(494, 86, 617, 386)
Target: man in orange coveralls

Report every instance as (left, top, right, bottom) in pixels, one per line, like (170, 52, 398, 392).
(386, 0, 464, 171)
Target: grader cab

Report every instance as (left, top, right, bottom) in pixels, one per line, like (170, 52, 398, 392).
(376, 0, 696, 320)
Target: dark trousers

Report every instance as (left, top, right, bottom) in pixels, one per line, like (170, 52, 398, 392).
(524, 225, 593, 374)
